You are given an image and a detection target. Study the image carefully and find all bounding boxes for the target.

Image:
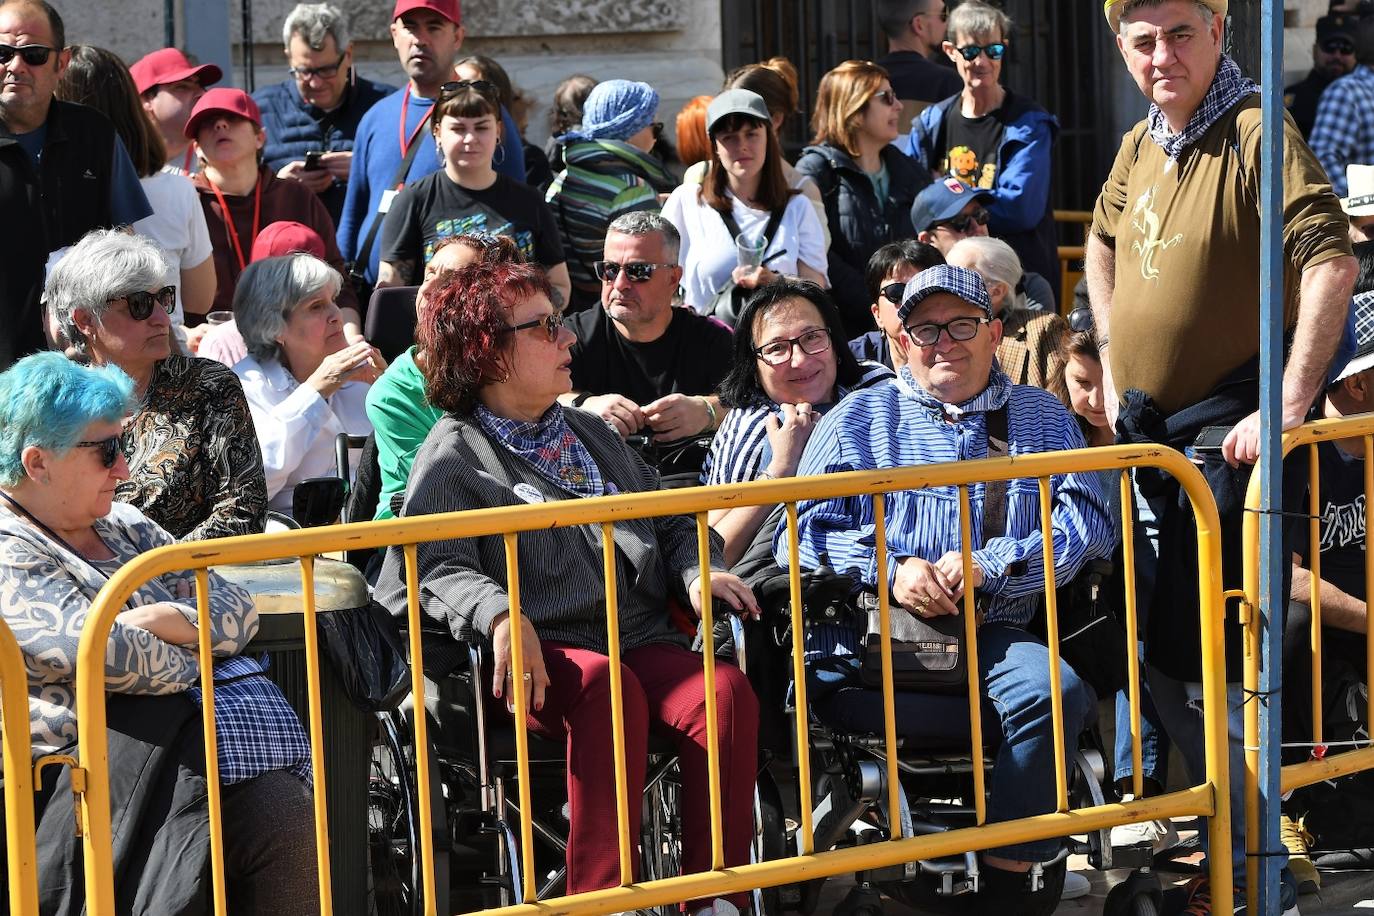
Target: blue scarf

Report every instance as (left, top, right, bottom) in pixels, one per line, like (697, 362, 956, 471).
(896, 361, 1013, 420)
(474, 404, 605, 498)
(1147, 54, 1259, 161)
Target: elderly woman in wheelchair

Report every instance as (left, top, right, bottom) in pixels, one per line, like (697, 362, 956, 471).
(373, 260, 762, 914)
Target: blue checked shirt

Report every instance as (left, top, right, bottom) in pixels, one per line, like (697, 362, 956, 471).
(773, 365, 1115, 627)
(1309, 65, 1374, 197)
(188, 654, 313, 786)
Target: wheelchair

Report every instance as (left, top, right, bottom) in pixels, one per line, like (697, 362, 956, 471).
(739, 564, 1170, 916)
(366, 614, 787, 916)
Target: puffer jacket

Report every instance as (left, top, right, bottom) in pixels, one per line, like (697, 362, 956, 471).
(794, 142, 929, 338)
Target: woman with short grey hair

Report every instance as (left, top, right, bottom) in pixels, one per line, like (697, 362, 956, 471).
(44, 229, 268, 541)
(230, 254, 383, 516)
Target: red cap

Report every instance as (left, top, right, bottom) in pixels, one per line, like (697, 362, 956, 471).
(183, 88, 262, 139)
(392, 0, 461, 25)
(251, 222, 327, 262)
(129, 47, 222, 96)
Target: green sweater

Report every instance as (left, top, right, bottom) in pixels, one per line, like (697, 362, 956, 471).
(364, 347, 443, 520)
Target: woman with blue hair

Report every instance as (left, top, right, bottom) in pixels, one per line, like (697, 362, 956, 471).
(0, 353, 318, 912)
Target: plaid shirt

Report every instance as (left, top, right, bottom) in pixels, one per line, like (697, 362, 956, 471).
(1309, 65, 1374, 198)
(188, 654, 313, 786)
(1148, 54, 1259, 161)
(474, 404, 606, 497)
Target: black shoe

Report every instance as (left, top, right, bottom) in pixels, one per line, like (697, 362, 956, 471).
(968, 860, 1066, 916)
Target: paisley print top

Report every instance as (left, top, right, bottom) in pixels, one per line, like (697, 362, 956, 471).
(116, 355, 268, 541)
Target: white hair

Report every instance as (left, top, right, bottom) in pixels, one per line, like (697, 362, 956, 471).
(282, 2, 350, 51)
(44, 229, 171, 357)
(232, 254, 343, 364)
(1116, 0, 1217, 35)
(946, 236, 1026, 312)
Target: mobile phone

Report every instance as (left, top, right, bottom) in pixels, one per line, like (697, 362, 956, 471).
(303, 150, 325, 171)
(1191, 425, 1232, 452)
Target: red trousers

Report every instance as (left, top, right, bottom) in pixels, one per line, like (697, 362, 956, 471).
(518, 640, 759, 898)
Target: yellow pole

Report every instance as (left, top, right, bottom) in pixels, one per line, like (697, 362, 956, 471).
(0, 620, 39, 916)
(600, 522, 634, 885)
(1308, 444, 1323, 744)
(872, 495, 903, 834)
(402, 544, 438, 916)
(1366, 436, 1374, 739)
(1038, 479, 1068, 813)
(298, 556, 335, 913)
(958, 486, 987, 826)
(1119, 471, 1144, 801)
(785, 502, 814, 854)
(503, 533, 538, 902)
(194, 568, 228, 916)
(696, 513, 725, 870)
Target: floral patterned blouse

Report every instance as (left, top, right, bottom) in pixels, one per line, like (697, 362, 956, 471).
(116, 355, 268, 541)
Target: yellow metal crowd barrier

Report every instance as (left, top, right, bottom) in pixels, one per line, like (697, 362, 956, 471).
(0, 617, 38, 916)
(67, 443, 1234, 915)
(1053, 209, 1092, 309)
(1242, 413, 1374, 910)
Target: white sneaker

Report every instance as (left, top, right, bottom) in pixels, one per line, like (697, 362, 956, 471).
(1062, 870, 1091, 900)
(1110, 794, 1180, 852)
(691, 900, 741, 916)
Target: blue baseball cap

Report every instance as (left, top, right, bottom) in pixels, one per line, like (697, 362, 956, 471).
(897, 264, 993, 324)
(910, 178, 993, 233)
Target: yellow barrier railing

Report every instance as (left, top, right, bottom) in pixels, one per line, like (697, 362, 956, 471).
(1, 617, 38, 916)
(1242, 412, 1374, 910)
(1054, 209, 1092, 311)
(72, 443, 1233, 915)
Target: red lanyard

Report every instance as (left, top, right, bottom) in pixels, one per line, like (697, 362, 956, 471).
(207, 176, 263, 273)
(398, 92, 434, 163)
(182, 145, 195, 174)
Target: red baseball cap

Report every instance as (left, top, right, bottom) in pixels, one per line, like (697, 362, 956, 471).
(129, 48, 222, 96)
(251, 222, 327, 262)
(184, 88, 262, 139)
(392, 0, 461, 25)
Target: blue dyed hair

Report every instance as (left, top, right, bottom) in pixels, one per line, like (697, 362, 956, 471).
(0, 352, 134, 487)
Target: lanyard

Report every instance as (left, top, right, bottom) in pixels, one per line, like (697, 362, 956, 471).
(182, 145, 196, 174)
(207, 175, 263, 273)
(398, 92, 434, 165)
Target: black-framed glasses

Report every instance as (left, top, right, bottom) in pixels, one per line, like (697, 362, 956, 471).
(754, 327, 832, 365)
(501, 313, 563, 342)
(1067, 306, 1095, 334)
(956, 42, 1007, 61)
(75, 436, 122, 469)
(593, 260, 676, 283)
(288, 53, 347, 81)
(880, 282, 908, 304)
(1321, 38, 1356, 55)
(107, 286, 175, 321)
(0, 44, 55, 66)
(871, 89, 898, 106)
(439, 79, 499, 101)
(936, 207, 990, 234)
(903, 316, 990, 347)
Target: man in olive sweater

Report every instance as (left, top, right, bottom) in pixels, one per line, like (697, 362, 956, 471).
(1087, 1, 1356, 911)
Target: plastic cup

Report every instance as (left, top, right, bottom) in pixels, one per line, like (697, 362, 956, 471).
(736, 232, 767, 269)
(206, 310, 234, 326)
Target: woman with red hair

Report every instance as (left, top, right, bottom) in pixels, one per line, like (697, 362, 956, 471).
(372, 262, 761, 912)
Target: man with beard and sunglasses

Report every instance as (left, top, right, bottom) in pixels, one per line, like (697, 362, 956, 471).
(1284, 13, 1359, 140)
(559, 212, 732, 447)
(0, 0, 151, 371)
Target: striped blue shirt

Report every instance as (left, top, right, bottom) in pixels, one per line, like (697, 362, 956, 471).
(773, 364, 1114, 627)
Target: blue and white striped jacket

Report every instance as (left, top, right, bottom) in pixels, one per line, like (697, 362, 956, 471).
(773, 364, 1115, 627)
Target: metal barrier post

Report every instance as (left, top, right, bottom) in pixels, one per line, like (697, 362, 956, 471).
(0, 619, 38, 916)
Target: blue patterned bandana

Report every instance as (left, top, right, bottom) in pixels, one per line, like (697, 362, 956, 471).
(1147, 54, 1258, 161)
(474, 403, 605, 498)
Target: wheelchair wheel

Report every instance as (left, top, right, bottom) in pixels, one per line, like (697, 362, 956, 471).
(368, 711, 422, 916)
(1103, 871, 1162, 916)
(752, 768, 791, 914)
(642, 760, 684, 915)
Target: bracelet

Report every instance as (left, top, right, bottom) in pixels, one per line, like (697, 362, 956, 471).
(571, 391, 593, 408)
(699, 396, 718, 431)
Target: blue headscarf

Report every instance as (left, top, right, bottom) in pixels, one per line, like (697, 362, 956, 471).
(559, 79, 658, 143)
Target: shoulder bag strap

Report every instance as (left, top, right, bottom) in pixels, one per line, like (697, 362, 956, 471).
(352, 131, 426, 274)
(982, 405, 1010, 540)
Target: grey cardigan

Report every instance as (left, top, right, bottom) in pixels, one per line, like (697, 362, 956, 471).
(374, 408, 725, 676)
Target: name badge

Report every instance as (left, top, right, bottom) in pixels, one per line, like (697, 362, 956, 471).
(513, 483, 545, 504)
(379, 189, 399, 214)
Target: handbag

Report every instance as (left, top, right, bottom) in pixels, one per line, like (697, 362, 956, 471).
(857, 406, 1009, 694)
(317, 600, 412, 712)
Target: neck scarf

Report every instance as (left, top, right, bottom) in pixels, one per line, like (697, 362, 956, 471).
(474, 403, 605, 498)
(1147, 54, 1259, 161)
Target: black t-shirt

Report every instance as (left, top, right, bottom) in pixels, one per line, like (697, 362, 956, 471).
(1297, 440, 1367, 603)
(379, 171, 564, 283)
(875, 51, 962, 105)
(567, 305, 733, 406)
(942, 105, 1007, 190)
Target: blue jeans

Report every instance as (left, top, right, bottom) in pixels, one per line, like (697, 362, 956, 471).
(808, 623, 1096, 861)
(1113, 638, 1171, 787)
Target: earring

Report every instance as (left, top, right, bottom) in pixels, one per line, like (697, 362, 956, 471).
(493, 142, 506, 167)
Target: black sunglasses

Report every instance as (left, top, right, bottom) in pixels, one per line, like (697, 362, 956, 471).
(76, 436, 122, 469)
(1321, 38, 1356, 55)
(0, 44, 55, 66)
(108, 286, 176, 321)
(1067, 306, 1095, 334)
(593, 260, 675, 283)
(936, 207, 990, 234)
(871, 89, 898, 106)
(880, 282, 908, 304)
(652, 121, 665, 140)
(439, 79, 499, 101)
(956, 42, 1007, 61)
(289, 53, 347, 81)
(501, 313, 563, 342)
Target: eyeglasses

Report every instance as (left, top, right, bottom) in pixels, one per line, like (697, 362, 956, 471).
(935, 207, 990, 235)
(592, 260, 676, 283)
(75, 436, 122, 469)
(903, 316, 990, 347)
(107, 286, 176, 321)
(439, 79, 499, 101)
(501, 313, 563, 342)
(1067, 306, 1095, 334)
(0, 44, 55, 66)
(871, 89, 898, 106)
(880, 282, 908, 305)
(754, 328, 832, 365)
(652, 121, 665, 140)
(956, 42, 1007, 61)
(288, 53, 347, 81)
(1321, 38, 1356, 55)
(918, 5, 947, 21)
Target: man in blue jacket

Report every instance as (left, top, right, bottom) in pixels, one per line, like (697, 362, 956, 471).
(337, 0, 525, 288)
(900, 0, 1058, 305)
(254, 2, 393, 226)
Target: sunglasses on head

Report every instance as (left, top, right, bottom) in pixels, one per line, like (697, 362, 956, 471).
(75, 436, 122, 469)
(501, 312, 563, 342)
(592, 260, 675, 283)
(0, 43, 55, 66)
(1067, 306, 1095, 334)
(107, 286, 176, 321)
(956, 42, 1007, 61)
(439, 79, 499, 101)
(936, 207, 990, 234)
